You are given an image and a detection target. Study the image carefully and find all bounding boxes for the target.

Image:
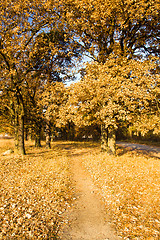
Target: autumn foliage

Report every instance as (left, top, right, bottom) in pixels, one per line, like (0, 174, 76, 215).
(82, 149, 160, 239)
(0, 0, 159, 154)
(0, 139, 73, 239)
(0, 1, 160, 237)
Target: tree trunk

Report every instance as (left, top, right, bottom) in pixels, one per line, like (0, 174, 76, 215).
(68, 121, 75, 141)
(35, 126, 42, 147)
(128, 126, 133, 139)
(101, 124, 108, 151)
(108, 125, 116, 155)
(46, 121, 51, 149)
(28, 129, 34, 141)
(25, 127, 28, 141)
(14, 108, 26, 155)
(19, 114, 26, 155)
(14, 110, 19, 154)
(63, 128, 68, 140)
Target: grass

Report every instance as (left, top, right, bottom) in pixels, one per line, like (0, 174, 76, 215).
(82, 149, 160, 239)
(0, 139, 74, 240)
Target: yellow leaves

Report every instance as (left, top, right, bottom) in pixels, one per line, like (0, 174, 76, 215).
(73, 56, 159, 130)
(40, 82, 68, 125)
(0, 140, 74, 239)
(64, 0, 159, 60)
(82, 150, 160, 239)
(134, 114, 160, 135)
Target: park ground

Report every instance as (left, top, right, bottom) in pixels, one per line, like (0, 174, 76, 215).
(0, 139, 160, 239)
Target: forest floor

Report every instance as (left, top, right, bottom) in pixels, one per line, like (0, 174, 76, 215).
(57, 141, 160, 239)
(60, 148, 121, 240)
(0, 140, 160, 239)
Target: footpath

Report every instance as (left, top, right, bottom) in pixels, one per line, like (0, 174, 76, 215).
(61, 150, 120, 240)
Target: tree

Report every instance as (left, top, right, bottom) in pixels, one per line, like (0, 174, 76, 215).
(0, 0, 61, 154)
(1, 0, 159, 155)
(62, 0, 160, 153)
(0, 92, 14, 136)
(67, 56, 159, 154)
(0, 0, 81, 154)
(64, 0, 160, 60)
(24, 28, 80, 148)
(40, 82, 67, 148)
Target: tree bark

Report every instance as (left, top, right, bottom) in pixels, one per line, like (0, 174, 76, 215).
(35, 126, 42, 147)
(108, 125, 116, 155)
(25, 127, 28, 141)
(14, 110, 19, 154)
(46, 121, 51, 149)
(14, 107, 26, 155)
(19, 114, 26, 155)
(101, 124, 108, 151)
(68, 121, 75, 141)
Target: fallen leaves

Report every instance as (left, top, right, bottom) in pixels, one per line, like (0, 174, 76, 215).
(0, 140, 73, 239)
(82, 151, 160, 239)
(1, 140, 160, 239)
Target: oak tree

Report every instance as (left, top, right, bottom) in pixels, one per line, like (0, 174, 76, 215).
(68, 56, 159, 154)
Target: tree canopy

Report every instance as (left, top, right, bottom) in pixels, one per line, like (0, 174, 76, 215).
(64, 0, 160, 61)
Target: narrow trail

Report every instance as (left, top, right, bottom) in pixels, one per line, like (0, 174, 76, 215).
(61, 151, 120, 240)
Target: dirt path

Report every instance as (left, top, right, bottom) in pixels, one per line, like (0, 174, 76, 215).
(61, 151, 120, 240)
(117, 141, 160, 158)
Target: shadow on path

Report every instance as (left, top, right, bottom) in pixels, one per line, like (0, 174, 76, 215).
(117, 141, 160, 159)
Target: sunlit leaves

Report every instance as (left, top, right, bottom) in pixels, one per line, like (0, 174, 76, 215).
(66, 56, 159, 134)
(82, 150, 160, 239)
(64, 0, 160, 61)
(0, 140, 73, 239)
